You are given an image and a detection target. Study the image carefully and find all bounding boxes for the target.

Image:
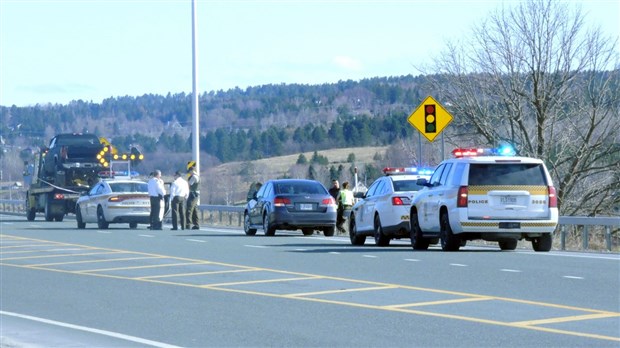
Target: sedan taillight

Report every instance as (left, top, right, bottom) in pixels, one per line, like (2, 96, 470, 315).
(274, 197, 291, 207)
(391, 197, 411, 205)
(322, 197, 337, 205)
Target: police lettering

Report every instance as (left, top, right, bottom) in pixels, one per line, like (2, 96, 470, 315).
(469, 199, 488, 204)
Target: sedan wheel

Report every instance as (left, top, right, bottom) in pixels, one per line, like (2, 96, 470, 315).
(323, 226, 335, 237)
(410, 212, 429, 250)
(76, 206, 86, 229)
(302, 228, 314, 236)
(373, 215, 390, 247)
(244, 213, 257, 236)
(97, 206, 109, 229)
(349, 215, 366, 246)
(263, 214, 275, 236)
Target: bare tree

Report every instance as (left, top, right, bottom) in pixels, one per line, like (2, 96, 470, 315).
(425, 0, 619, 215)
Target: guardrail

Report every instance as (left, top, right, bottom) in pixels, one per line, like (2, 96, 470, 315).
(1, 199, 618, 252)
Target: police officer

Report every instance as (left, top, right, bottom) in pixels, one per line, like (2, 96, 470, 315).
(148, 170, 165, 230)
(169, 171, 189, 230)
(337, 181, 354, 232)
(185, 164, 201, 230)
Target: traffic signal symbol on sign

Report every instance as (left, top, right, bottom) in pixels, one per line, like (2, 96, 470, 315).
(424, 104, 436, 133)
(407, 96, 454, 142)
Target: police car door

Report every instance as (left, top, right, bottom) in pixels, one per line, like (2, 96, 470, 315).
(358, 178, 385, 232)
(420, 164, 449, 232)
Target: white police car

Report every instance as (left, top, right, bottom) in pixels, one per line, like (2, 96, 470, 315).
(409, 146, 558, 252)
(349, 167, 433, 246)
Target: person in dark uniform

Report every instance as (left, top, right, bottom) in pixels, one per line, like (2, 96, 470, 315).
(147, 170, 165, 230)
(185, 165, 201, 230)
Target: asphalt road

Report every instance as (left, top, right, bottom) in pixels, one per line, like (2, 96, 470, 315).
(1, 214, 619, 347)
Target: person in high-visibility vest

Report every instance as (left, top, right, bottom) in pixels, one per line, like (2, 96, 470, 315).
(337, 181, 354, 232)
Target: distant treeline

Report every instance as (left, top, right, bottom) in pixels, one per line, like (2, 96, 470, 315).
(0, 75, 434, 163)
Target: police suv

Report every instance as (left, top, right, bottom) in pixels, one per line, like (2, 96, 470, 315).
(409, 147, 558, 252)
(349, 167, 432, 246)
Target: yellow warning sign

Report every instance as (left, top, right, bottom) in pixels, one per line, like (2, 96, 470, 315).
(407, 96, 453, 142)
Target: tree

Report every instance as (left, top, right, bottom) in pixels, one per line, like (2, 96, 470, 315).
(425, 0, 620, 215)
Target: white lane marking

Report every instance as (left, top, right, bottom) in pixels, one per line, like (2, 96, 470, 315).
(294, 248, 308, 251)
(329, 251, 341, 255)
(1, 310, 180, 348)
(517, 251, 620, 260)
(450, 263, 468, 267)
(244, 245, 268, 248)
(500, 269, 522, 273)
(563, 275, 585, 280)
(186, 239, 206, 243)
(404, 259, 420, 262)
(363, 255, 377, 258)
(97, 231, 112, 234)
(139, 234, 155, 238)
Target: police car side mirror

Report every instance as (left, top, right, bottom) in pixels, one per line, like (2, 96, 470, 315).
(354, 192, 365, 199)
(416, 178, 430, 187)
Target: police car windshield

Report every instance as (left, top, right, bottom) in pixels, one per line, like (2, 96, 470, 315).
(468, 163, 547, 185)
(393, 180, 425, 192)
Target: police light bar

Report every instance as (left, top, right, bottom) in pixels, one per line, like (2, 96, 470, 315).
(383, 167, 434, 176)
(452, 145, 516, 158)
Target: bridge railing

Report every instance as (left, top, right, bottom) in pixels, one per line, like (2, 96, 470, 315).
(1, 199, 618, 252)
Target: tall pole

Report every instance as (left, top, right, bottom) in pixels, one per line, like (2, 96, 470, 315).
(191, 0, 200, 174)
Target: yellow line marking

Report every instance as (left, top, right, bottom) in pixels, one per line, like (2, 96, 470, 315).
(385, 296, 494, 309)
(0, 251, 124, 260)
(76, 262, 208, 273)
(1, 244, 59, 249)
(29, 256, 160, 267)
(2, 234, 619, 343)
(511, 312, 620, 326)
(204, 276, 321, 288)
(285, 285, 397, 298)
(138, 268, 261, 279)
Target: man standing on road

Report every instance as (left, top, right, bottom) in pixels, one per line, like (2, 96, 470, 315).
(185, 164, 201, 230)
(148, 170, 165, 230)
(169, 170, 189, 230)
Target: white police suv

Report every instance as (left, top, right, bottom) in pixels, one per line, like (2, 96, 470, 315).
(349, 167, 433, 246)
(409, 146, 558, 252)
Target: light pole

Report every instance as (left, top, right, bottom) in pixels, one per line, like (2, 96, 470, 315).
(191, 0, 200, 175)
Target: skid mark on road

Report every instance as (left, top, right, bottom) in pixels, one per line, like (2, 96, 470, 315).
(1, 234, 619, 343)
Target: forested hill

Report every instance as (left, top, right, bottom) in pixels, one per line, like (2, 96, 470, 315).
(0, 74, 436, 163)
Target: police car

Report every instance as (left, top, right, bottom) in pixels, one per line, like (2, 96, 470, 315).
(348, 167, 433, 246)
(409, 146, 558, 252)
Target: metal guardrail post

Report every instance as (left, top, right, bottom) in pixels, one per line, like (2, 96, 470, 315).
(560, 225, 566, 251)
(582, 225, 589, 250)
(605, 226, 612, 251)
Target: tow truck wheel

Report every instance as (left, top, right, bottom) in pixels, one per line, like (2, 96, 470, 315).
(26, 196, 36, 221)
(97, 206, 109, 229)
(44, 198, 54, 222)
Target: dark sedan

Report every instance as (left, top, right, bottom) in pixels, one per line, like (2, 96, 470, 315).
(244, 179, 338, 236)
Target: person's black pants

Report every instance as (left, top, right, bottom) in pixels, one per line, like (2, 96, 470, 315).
(150, 196, 162, 230)
(171, 196, 186, 230)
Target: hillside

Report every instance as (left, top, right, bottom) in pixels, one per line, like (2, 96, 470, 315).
(206, 146, 389, 205)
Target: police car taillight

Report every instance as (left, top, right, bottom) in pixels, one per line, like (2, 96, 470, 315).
(548, 186, 557, 208)
(457, 186, 468, 207)
(391, 196, 411, 206)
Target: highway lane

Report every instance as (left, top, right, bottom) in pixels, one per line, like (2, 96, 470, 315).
(1, 214, 619, 347)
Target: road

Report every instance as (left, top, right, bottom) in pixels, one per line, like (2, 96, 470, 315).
(1, 214, 619, 347)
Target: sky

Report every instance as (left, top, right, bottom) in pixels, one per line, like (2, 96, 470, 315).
(1, 0, 618, 107)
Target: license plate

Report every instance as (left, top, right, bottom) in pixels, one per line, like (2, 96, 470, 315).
(499, 222, 520, 229)
(500, 196, 517, 204)
(299, 203, 313, 211)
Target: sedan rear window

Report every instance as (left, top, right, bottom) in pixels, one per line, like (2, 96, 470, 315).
(110, 182, 149, 193)
(275, 182, 326, 195)
(392, 180, 425, 192)
(468, 163, 547, 185)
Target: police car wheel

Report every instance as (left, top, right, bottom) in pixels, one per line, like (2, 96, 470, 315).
(410, 213, 429, 250)
(439, 213, 460, 251)
(373, 215, 390, 247)
(532, 234, 552, 252)
(349, 215, 366, 246)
